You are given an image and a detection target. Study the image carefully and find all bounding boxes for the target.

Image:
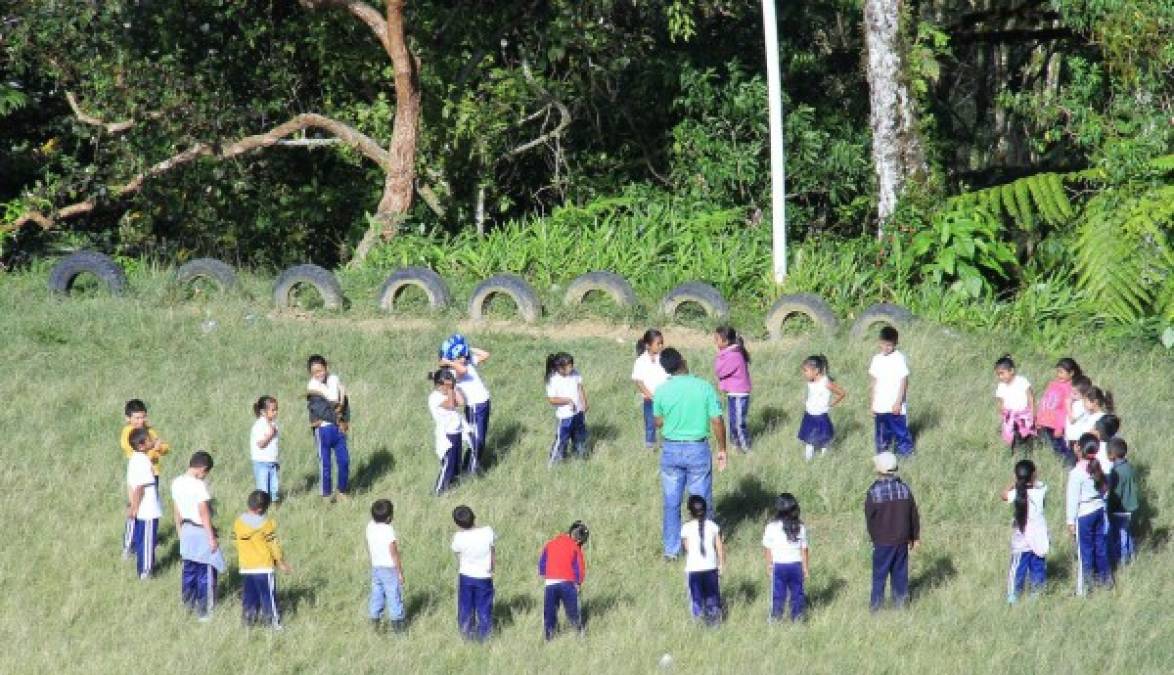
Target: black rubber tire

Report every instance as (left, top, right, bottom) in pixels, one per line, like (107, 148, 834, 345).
(273, 264, 345, 310)
(175, 257, 238, 292)
(765, 293, 839, 339)
(659, 282, 730, 321)
(47, 251, 128, 296)
(467, 273, 542, 323)
(377, 266, 452, 311)
(563, 271, 638, 308)
(850, 302, 916, 339)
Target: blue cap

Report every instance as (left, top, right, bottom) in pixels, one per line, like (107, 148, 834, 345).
(439, 333, 469, 360)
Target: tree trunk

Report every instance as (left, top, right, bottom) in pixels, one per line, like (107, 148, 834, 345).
(864, 0, 926, 235)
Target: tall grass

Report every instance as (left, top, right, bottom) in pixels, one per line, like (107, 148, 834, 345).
(2, 270, 1172, 674)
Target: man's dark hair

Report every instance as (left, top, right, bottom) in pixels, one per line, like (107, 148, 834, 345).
(879, 326, 899, 344)
(189, 451, 214, 471)
(453, 505, 475, 529)
(247, 489, 271, 513)
(659, 347, 685, 375)
(371, 499, 394, 523)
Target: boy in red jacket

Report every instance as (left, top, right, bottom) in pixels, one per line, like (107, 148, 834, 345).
(538, 521, 589, 640)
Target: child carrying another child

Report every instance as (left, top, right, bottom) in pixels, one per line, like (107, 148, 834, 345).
(121, 399, 169, 558)
(869, 327, 913, 456)
(439, 335, 492, 476)
(367, 499, 407, 633)
(126, 428, 162, 579)
(762, 493, 809, 622)
(632, 329, 668, 449)
(428, 369, 465, 495)
(232, 490, 291, 629)
(249, 396, 280, 502)
(1002, 460, 1048, 603)
(713, 327, 752, 453)
(1036, 358, 1081, 464)
(307, 354, 351, 502)
(538, 521, 590, 640)
(681, 495, 724, 626)
(545, 352, 589, 466)
(994, 355, 1035, 453)
(171, 451, 225, 621)
(798, 355, 846, 460)
(450, 505, 495, 641)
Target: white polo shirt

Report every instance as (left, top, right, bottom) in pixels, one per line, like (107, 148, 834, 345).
(127, 452, 162, 520)
(545, 370, 584, 419)
(869, 350, 910, 414)
(171, 473, 211, 524)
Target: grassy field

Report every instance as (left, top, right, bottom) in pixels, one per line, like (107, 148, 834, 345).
(2, 268, 1172, 675)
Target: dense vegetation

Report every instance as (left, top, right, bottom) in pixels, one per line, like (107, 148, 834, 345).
(1, 1, 1170, 343)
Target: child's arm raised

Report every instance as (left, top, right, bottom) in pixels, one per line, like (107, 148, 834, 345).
(827, 380, 847, 407)
(470, 348, 490, 364)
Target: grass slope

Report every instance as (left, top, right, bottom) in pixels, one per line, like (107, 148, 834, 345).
(2, 270, 1172, 675)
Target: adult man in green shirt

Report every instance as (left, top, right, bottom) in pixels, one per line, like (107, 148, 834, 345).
(652, 347, 728, 559)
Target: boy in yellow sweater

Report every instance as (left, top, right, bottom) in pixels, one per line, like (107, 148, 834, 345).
(121, 399, 169, 558)
(232, 490, 291, 629)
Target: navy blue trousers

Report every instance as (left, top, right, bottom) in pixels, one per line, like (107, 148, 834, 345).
(181, 559, 217, 617)
(241, 572, 280, 626)
(642, 399, 656, 447)
(687, 569, 722, 624)
(549, 412, 588, 465)
(871, 544, 909, 610)
(457, 575, 494, 641)
(771, 562, 806, 620)
(131, 518, 158, 578)
(874, 413, 914, 455)
(315, 423, 350, 496)
(543, 581, 582, 639)
(463, 401, 491, 475)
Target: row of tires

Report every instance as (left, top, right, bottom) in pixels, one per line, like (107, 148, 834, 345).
(46, 251, 915, 339)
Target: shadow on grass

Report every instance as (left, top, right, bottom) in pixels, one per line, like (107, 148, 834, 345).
(494, 593, 535, 628)
(751, 405, 788, 439)
(279, 579, 321, 617)
(349, 447, 396, 493)
(589, 422, 620, 445)
(715, 474, 775, 539)
(403, 589, 440, 628)
(808, 575, 847, 610)
(910, 554, 957, 601)
(582, 590, 631, 626)
(1132, 463, 1166, 553)
(909, 407, 941, 439)
(154, 539, 181, 575)
(483, 421, 524, 472)
(289, 472, 319, 498)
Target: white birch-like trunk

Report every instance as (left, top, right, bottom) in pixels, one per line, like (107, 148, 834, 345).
(864, 0, 925, 236)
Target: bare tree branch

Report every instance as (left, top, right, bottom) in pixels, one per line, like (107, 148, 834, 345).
(6, 113, 390, 232)
(500, 58, 572, 159)
(65, 91, 164, 134)
(299, 0, 391, 55)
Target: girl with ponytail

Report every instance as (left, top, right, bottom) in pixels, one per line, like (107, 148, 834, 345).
(798, 355, 847, 460)
(762, 493, 809, 620)
(680, 495, 724, 625)
(544, 352, 589, 465)
(249, 395, 280, 502)
(1036, 358, 1081, 464)
(1001, 460, 1048, 603)
(1066, 435, 1111, 596)
(713, 326, 753, 453)
(994, 354, 1036, 453)
(631, 329, 667, 449)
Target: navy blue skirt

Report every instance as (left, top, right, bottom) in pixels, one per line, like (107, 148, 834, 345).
(797, 413, 834, 447)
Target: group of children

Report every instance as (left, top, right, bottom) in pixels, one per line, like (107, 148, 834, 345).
(116, 324, 1144, 638)
(992, 354, 1141, 602)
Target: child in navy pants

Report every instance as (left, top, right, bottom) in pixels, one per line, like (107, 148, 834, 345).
(450, 505, 495, 641)
(762, 494, 809, 621)
(538, 521, 589, 640)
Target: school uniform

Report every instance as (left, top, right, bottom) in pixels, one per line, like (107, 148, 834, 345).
(1108, 459, 1138, 567)
(798, 376, 835, 454)
(428, 391, 463, 495)
(367, 521, 405, 622)
(121, 424, 167, 556)
(456, 361, 491, 475)
(451, 526, 495, 641)
(232, 512, 285, 628)
(538, 533, 586, 640)
(1003, 483, 1049, 602)
(546, 369, 587, 465)
(869, 350, 914, 455)
(1065, 463, 1109, 595)
(126, 452, 161, 579)
(308, 374, 349, 496)
(864, 474, 919, 610)
(762, 522, 807, 620)
(714, 345, 752, 451)
(249, 417, 280, 501)
(1064, 398, 1090, 444)
(681, 519, 722, 625)
(631, 352, 668, 448)
(172, 473, 226, 619)
(996, 375, 1035, 449)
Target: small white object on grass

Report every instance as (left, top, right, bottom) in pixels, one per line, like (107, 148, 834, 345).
(200, 320, 218, 334)
(658, 653, 673, 669)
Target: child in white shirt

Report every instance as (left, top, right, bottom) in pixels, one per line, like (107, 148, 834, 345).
(545, 352, 588, 465)
(994, 355, 1035, 453)
(367, 499, 406, 632)
(869, 326, 914, 455)
(681, 495, 724, 626)
(307, 354, 350, 501)
(450, 505, 495, 641)
(428, 369, 464, 495)
(439, 335, 492, 475)
(631, 329, 667, 449)
(762, 493, 809, 621)
(1002, 460, 1048, 603)
(249, 395, 280, 502)
(126, 428, 162, 580)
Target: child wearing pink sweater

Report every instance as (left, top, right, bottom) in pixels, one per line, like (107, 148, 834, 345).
(714, 326, 752, 453)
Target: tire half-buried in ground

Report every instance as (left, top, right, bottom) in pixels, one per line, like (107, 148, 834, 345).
(48, 251, 128, 296)
(765, 293, 839, 339)
(175, 257, 239, 293)
(659, 282, 730, 322)
(273, 264, 345, 310)
(468, 274, 542, 323)
(849, 302, 915, 339)
(377, 267, 452, 312)
(563, 271, 638, 309)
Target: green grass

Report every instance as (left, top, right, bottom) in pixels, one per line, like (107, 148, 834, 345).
(2, 269, 1173, 674)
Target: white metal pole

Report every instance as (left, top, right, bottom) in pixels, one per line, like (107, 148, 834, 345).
(762, 0, 787, 282)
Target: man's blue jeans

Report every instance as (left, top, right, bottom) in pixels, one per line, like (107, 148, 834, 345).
(661, 440, 713, 558)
